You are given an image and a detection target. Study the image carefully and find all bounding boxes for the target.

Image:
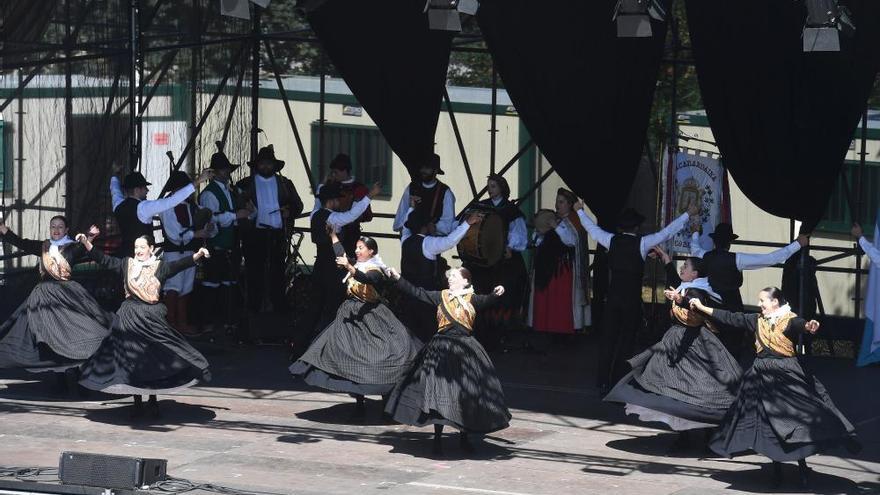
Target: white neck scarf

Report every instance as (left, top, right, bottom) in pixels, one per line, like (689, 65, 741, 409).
(129, 254, 159, 279)
(763, 303, 792, 325)
(447, 285, 475, 307)
(676, 277, 721, 302)
(345, 255, 388, 282)
(49, 235, 74, 247)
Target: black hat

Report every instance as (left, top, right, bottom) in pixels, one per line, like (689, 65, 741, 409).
(317, 182, 345, 201)
(122, 172, 151, 189)
(709, 222, 738, 242)
(419, 153, 444, 175)
(404, 208, 431, 232)
(247, 144, 284, 170)
(160, 171, 192, 197)
(329, 153, 352, 172)
(209, 143, 239, 171)
(617, 208, 645, 229)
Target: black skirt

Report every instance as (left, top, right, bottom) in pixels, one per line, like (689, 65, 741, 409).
(290, 298, 423, 396)
(605, 324, 742, 431)
(384, 327, 511, 433)
(78, 298, 211, 395)
(0, 280, 115, 373)
(710, 354, 858, 461)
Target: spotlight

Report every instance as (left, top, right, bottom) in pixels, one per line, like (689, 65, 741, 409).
(803, 0, 856, 52)
(613, 0, 666, 38)
(425, 0, 479, 32)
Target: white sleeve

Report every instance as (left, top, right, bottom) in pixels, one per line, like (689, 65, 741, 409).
(327, 196, 371, 230)
(576, 210, 612, 249)
(199, 191, 235, 228)
(640, 212, 690, 258)
(392, 186, 411, 232)
(435, 188, 456, 236)
(736, 241, 802, 271)
(860, 237, 880, 265)
(690, 231, 707, 258)
(110, 176, 125, 211)
(137, 183, 196, 224)
(159, 209, 194, 245)
(507, 217, 528, 252)
(399, 207, 415, 243)
(555, 220, 578, 247)
(422, 221, 470, 258)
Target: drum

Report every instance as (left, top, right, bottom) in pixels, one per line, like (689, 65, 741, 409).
(457, 209, 505, 267)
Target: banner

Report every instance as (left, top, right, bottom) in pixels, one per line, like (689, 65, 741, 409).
(662, 149, 730, 254)
(858, 211, 880, 366)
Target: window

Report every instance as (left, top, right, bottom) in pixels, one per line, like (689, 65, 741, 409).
(817, 160, 880, 236)
(310, 122, 393, 197)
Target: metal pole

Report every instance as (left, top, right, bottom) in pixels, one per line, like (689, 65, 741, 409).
(128, 0, 141, 172)
(490, 62, 497, 175)
(319, 55, 326, 178)
(16, 69, 24, 267)
(441, 88, 478, 198)
(855, 107, 869, 318)
(250, 6, 261, 163)
(65, 0, 74, 221)
(221, 54, 247, 147)
(189, 0, 201, 173)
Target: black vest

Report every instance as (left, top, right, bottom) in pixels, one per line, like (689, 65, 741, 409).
(115, 197, 153, 256)
(401, 235, 438, 290)
(311, 208, 336, 275)
(409, 181, 450, 225)
(703, 250, 744, 310)
(607, 234, 644, 305)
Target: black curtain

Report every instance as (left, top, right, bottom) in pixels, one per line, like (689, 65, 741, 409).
(686, 0, 880, 230)
(304, 0, 453, 176)
(478, 0, 669, 226)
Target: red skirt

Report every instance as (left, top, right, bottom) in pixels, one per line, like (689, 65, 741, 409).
(531, 264, 575, 334)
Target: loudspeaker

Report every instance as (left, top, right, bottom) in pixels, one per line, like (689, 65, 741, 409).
(59, 452, 167, 490)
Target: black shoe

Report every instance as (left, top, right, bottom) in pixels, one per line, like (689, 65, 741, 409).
(130, 396, 144, 419)
(459, 432, 475, 453)
(432, 437, 443, 456)
(147, 396, 161, 418)
(771, 462, 783, 489)
(797, 460, 812, 489)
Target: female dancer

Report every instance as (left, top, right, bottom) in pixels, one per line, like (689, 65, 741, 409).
(384, 266, 511, 455)
(0, 218, 113, 389)
(76, 232, 212, 417)
(290, 230, 422, 416)
(605, 248, 741, 441)
(690, 289, 858, 487)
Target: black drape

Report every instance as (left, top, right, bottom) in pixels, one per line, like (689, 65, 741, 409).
(477, 0, 669, 226)
(304, 0, 453, 176)
(686, 0, 880, 230)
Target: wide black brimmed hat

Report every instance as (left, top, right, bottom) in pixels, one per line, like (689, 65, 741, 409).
(209, 142, 240, 171)
(122, 172, 151, 189)
(709, 222, 738, 242)
(160, 170, 192, 197)
(317, 182, 344, 201)
(617, 208, 646, 229)
(404, 208, 431, 232)
(419, 153, 444, 175)
(248, 144, 284, 170)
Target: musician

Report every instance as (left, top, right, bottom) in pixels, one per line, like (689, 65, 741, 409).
(310, 153, 373, 258)
(576, 201, 698, 395)
(392, 153, 456, 242)
(198, 147, 252, 335)
(110, 163, 213, 256)
(400, 208, 481, 342)
(158, 171, 212, 336)
(236, 144, 304, 315)
(464, 175, 529, 348)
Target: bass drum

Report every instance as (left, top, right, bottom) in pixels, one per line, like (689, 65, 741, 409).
(457, 209, 505, 267)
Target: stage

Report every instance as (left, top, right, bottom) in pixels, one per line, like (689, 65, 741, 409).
(0, 336, 878, 495)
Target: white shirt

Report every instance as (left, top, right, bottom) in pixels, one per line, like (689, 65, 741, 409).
(324, 196, 372, 231)
(393, 180, 456, 242)
(860, 236, 880, 265)
(419, 221, 471, 261)
(490, 197, 528, 252)
(199, 179, 237, 232)
(110, 176, 196, 225)
(253, 175, 282, 229)
(577, 210, 690, 259)
(533, 217, 578, 247)
(690, 231, 802, 270)
(310, 177, 357, 217)
(159, 205, 195, 248)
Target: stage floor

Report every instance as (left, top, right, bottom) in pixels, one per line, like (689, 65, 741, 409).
(0, 335, 878, 495)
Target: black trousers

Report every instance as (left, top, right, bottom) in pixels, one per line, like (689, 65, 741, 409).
(294, 265, 346, 353)
(597, 299, 643, 388)
(242, 228, 288, 313)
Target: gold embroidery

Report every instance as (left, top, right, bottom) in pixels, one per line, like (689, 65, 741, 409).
(125, 260, 161, 304)
(39, 241, 72, 281)
(437, 290, 475, 333)
(755, 312, 797, 357)
(347, 266, 381, 303)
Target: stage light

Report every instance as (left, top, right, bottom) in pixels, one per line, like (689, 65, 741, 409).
(613, 0, 666, 38)
(425, 0, 479, 32)
(803, 0, 856, 52)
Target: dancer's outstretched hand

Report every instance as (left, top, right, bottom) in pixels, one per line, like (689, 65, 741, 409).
(805, 320, 820, 334)
(386, 267, 401, 281)
(493, 286, 505, 296)
(689, 298, 707, 313)
(75, 233, 93, 251)
(193, 247, 211, 261)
